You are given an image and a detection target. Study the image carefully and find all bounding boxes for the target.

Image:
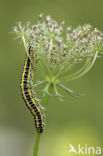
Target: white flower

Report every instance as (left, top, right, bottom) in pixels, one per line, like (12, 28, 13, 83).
(12, 14, 103, 99)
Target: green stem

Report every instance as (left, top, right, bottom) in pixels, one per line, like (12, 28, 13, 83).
(18, 23, 28, 51)
(59, 52, 98, 82)
(33, 133, 41, 156)
(67, 52, 98, 81)
(55, 62, 74, 79)
(43, 83, 53, 109)
(33, 83, 53, 156)
(22, 34, 28, 51)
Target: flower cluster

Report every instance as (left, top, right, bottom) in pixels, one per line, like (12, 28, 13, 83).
(66, 25, 103, 63)
(12, 14, 103, 99)
(13, 14, 103, 68)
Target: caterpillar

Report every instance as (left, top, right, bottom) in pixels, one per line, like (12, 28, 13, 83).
(20, 46, 45, 133)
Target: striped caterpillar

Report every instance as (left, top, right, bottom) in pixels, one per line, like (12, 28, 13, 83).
(20, 46, 45, 133)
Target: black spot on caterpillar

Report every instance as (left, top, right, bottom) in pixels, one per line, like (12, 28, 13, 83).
(20, 46, 45, 133)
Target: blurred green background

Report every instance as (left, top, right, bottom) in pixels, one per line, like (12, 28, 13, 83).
(0, 0, 103, 156)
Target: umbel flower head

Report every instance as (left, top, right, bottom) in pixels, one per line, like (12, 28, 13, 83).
(13, 14, 103, 100)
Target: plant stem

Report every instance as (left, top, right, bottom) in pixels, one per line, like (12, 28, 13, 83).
(33, 83, 53, 156)
(33, 133, 41, 156)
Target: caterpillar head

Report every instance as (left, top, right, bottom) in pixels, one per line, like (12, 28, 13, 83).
(28, 46, 36, 62)
(28, 45, 34, 55)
